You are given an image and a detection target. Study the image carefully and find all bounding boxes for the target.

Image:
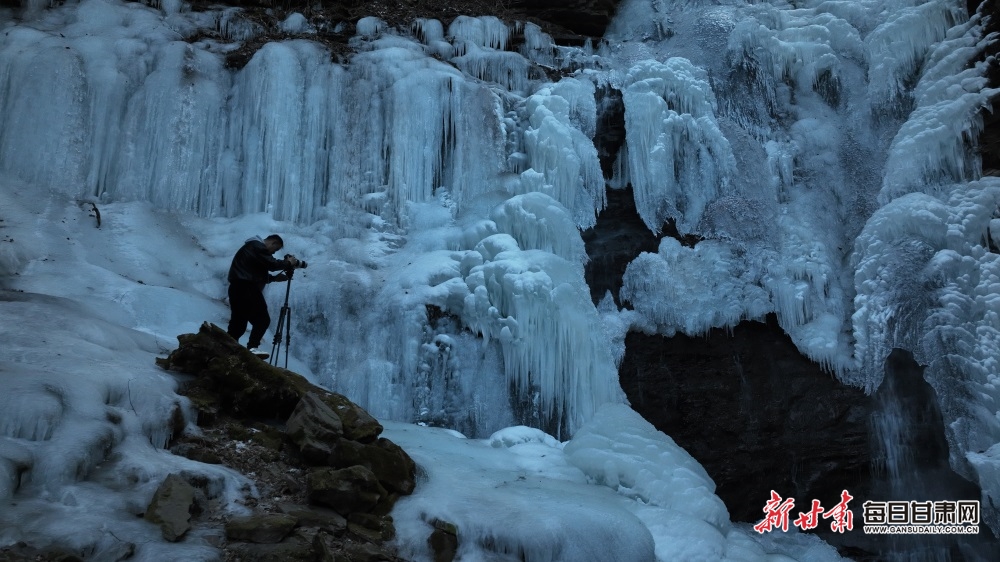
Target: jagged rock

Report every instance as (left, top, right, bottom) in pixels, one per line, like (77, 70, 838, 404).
(323, 392, 383, 443)
(307, 465, 387, 515)
(144, 474, 196, 542)
(330, 438, 416, 495)
(313, 531, 340, 562)
(287, 392, 344, 463)
(582, 186, 662, 306)
(225, 513, 298, 544)
(182, 385, 221, 425)
(227, 529, 316, 562)
(428, 519, 458, 562)
(155, 322, 254, 374)
(277, 503, 348, 535)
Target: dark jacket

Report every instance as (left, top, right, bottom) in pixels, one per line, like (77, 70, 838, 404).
(228, 237, 292, 291)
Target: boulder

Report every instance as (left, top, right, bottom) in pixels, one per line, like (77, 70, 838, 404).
(144, 474, 196, 542)
(157, 322, 417, 535)
(329, 438, 416, 495)
(307, 465, 387, 515)
(277, 503, 347, 536)
(428, 519, 458, 562)
(321, 393, 382, 443)
(225, 513, 298, 544)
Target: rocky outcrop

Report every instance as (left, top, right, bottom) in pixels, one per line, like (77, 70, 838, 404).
(507, 0, 622, 42)
(157, 322, 414, 561)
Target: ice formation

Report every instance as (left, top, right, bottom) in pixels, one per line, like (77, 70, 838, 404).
(852, 179, 1000, 529)
(880, 13, 999, 202)
(614, 57, 736, 235)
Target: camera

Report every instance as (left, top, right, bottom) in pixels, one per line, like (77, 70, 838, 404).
(284, 254, 308, 269)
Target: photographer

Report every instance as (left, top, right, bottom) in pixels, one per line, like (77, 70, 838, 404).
(225, 234, 303, 356)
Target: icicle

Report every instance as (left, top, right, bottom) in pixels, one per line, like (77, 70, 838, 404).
(462, 235, 625, 435)
(728, 6, 861, 99)
(356, 17, 387, 39)
(865, 0, 964, 113)
(413, 18, 445, 43)
(519, 80, 605, 228)
(880, 18, 999, 204)
(448, 16, 510, 53)
(490, 192, 589, 268)
(451, 42, 531, 93)
(222, 41, 333, 221)
(620, 58, 735, 235)
(413, 18, 452, 58)
(519, 22, 555, 66)
(218, 8, 265, 42)
(0, 29, 89, 192)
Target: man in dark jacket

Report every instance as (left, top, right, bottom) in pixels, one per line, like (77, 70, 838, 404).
(226, 234, 299, 354)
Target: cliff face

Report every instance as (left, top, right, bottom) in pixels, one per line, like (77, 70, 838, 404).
(182, 0, 622, 42)
(618, 318, 873, 523)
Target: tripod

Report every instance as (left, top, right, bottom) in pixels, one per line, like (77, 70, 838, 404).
(269, 269, 294, 369)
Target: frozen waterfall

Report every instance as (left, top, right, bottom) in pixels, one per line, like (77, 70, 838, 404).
(2, 0, 1000, 537)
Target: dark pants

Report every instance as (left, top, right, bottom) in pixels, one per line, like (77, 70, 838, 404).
(227, 281, 270, 349)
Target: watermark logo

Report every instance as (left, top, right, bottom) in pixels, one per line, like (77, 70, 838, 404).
(753, 490, 854, 533)
(753, 491, 980, 535)
(862, 500, 979, 535)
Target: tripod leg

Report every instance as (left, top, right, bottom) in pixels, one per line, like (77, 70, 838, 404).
(283, 305, 292, 369)
(269, 306, 286, 366)
(271, 274, 295, 368)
